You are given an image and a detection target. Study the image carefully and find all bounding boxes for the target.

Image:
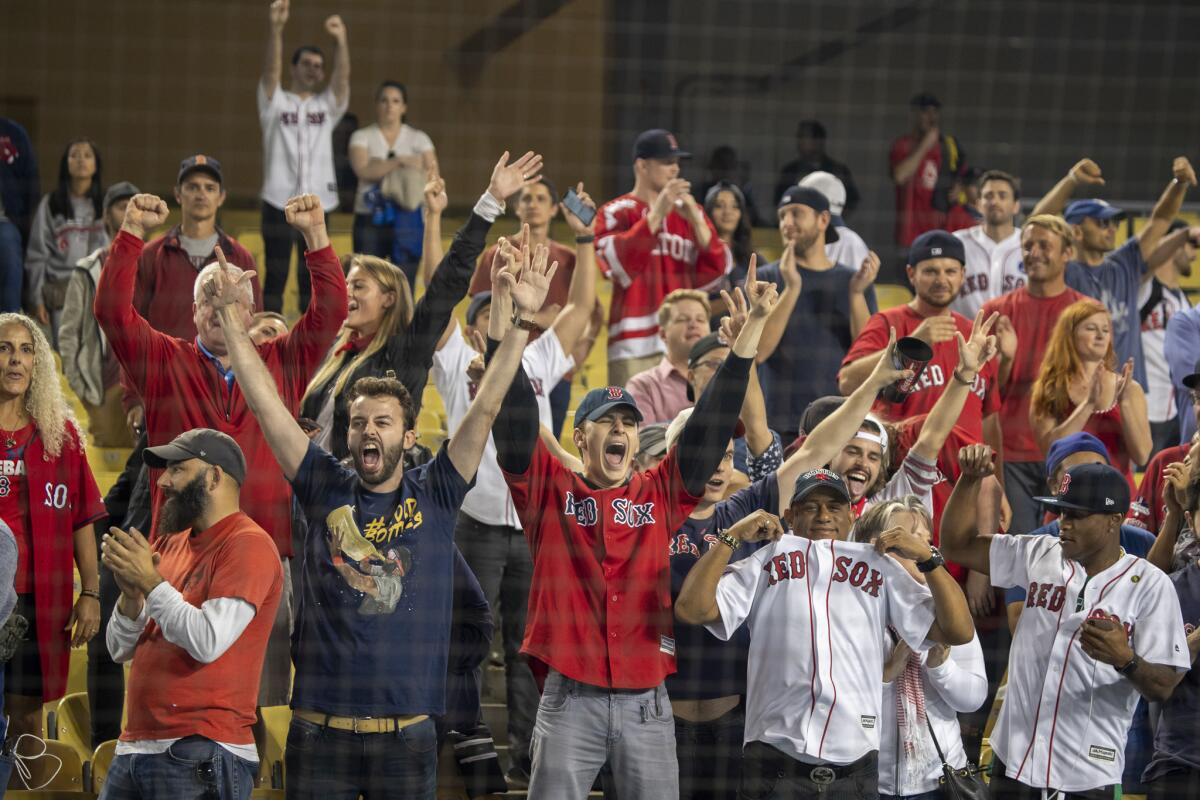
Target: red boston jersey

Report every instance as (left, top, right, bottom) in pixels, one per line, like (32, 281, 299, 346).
(840, 305, 1000, 443)
(504, 438, 701, 689)
(889, 135, 944, 246)
(1128, 444, 1189, 533)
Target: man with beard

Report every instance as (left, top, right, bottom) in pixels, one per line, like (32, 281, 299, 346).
(1031, 156, 1195, 391)
(675, 471, 973, 798)
(101, 429, 283, 800)
(211, 230, 556, 799)
(1139, 220, 1198, 456)
(492, 263, 778, 797)
(839, 231, 1003, 467)
(951, 170, 1025, 318)
(756, 186, 878, 440)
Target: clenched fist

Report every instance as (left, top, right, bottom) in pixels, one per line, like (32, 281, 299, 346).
(121, 194, 170, 237)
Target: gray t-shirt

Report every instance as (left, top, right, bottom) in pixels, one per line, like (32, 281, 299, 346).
(179, 233, 220, 270)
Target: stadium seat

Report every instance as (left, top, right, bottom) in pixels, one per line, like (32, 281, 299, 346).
(9, 738, 85, 791)
(52, 691, 91, 762)
(874, 283, 913, 311)
(90, 739, 116, 792)
(258, 706, 291, 789)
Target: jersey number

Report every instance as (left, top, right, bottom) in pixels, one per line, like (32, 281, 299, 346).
(43, 483, 67, 510)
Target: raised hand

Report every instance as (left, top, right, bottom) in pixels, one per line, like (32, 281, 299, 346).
(957, 443, 996, 480)
(284, 194, 326, 235)
(203, 246, 255, 310)
(778, 238, 802, 290)
(1164, 461, 1189, 516)
(269, 0, 289, 30)
(1114, 358, 1134, 403)
(488, 151, 545, 201)
(912, 314, 959, 346)
(727, 509, 786, 544)
(1173, 156, 1197, 188)
(955, 310, 999, 376)
(718, 283, 750, 345)
(424, 171, 448, 215)
(324, 13, 347, 40)
(563, 182, 597, 235)
(121, 194, 169, 237)
(742, 255, 780, 319)
(490, 234, 521, 304)
(678, 192, 705, 225)
(867, 327, 916, 390)
(874, 524, 934, 563)
(850, 251, 880, 294)
(1069, 158, 1105, 187)
(651, 178, 691, 220)
(505, 242, 558, 318)
(995, 315, 1017, 361)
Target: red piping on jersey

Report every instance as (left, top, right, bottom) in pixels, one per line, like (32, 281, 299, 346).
(817, 540, 840, 758)
(804, 539, 820, 740)
(1043, 558, 1137, 785)
(1015, 561, 1077, 783)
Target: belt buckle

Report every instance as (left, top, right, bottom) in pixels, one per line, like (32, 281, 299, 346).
(809, 766, 836, 786)
(353, 716, 373, 734)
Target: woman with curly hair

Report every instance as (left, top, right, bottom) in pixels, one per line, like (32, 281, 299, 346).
(1030, 299, 1151, 488)
(0, 313, 104, 773)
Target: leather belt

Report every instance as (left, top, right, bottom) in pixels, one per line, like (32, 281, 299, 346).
(294, 709, 429, 734)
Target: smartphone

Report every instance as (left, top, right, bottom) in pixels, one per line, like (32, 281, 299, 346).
(561, 188, 596, 227)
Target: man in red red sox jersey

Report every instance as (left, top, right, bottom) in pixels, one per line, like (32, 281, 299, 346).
(675, 470, 973, 798)
(493, 273, 779, 798)
(595, 129, 731, 386)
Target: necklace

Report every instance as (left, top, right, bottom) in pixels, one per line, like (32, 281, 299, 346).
(0, 421, 29, 449)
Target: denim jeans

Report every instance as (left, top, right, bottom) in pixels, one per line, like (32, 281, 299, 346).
(352, 214, 417, 287)
(99, 736, 257, 800)
(283, 716, 438, 800)
(676, 704, 745, 800)
(0, 218, 22, 312)
(454, 512, 538, 769)
(528, 670, 678, 799)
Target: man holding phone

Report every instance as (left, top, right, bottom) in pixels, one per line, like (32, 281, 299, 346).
(466, 178, 604, 434)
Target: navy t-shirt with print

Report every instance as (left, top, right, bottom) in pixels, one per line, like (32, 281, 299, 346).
(667, 474, 777, 701)
(290, 441, 471, 717)
(1143, 561, 1200, 781)
(1064, 237, 1149, 389)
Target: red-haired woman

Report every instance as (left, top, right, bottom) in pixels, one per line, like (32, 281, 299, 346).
(1030, 299, 1151, 488)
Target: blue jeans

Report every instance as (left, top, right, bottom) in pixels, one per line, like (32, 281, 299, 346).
(98, 736, 257, 800)
(0, 219, 21, 313)
(284, 715, 438, 800)
(676, 704, 745, 800)
(352, 213, 418, 287)
(528, 670, 678, 799)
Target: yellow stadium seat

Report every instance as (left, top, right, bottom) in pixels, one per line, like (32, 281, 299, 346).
(874, 283, 913, 311)
(90, 739, 116, 792)
(258, 706, 291, 789)
(9, 738, 85, 791)
(252, 790, 286, 799)
(52, 692, 91, 763)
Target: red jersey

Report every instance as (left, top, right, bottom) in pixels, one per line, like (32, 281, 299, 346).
(980, 287, 1086, 462)
(595, 193, 730, 362)
(123, 512, 282, 745)
(840, 305, 1000, 443)
(889, 135, 944, 246)
(1128, 443, 1189, 533)
(503, 438, 701, 689)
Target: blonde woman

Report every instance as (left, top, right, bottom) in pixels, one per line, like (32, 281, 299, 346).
(0, 313, 104, 768)
(300, 150, 545, 459)
(854, 495, 986, 800)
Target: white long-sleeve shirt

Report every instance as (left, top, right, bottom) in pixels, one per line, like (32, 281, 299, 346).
(106, 582, 258, 761)
(878, 634, 988, 796)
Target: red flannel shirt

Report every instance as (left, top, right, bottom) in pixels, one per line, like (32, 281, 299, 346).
(504, 439, 701, 689)
(95, 231, 347, 557)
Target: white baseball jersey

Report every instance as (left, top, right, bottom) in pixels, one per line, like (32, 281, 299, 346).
(708, 536, 936, 766)
(989, 535, 1190, 792)
(951, 226, 1024, 319)
(827, 224, 870, 276)
(257, 84, 349, 211)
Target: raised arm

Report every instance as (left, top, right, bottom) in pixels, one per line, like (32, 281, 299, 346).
(208, 248, 308, 480)
(547, 182, 598, 356)
(1031, 158, 1105, 217)
(261, 0, 288, 100)
(420, 171, 447, 290)
(1145, 224, 1200, 272)
(755, 250, 800, 363)
(447, 238, 557, 482)
(938, 444, 998, 574)
(892, 128, 940, 186)
(1138, 157, 1196, 266)
(323, 15, 350, 108)
(848, 251, 880, 340)
(490, 237, 542, 475)
(675, 510, 783, 626)
(1147, 460, 1189, 573)
(874, 525, 974, 646)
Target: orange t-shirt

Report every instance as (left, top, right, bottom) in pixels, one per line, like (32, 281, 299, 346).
(121, 511, 282, 745)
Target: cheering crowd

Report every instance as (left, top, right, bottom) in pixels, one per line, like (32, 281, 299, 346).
(0, 3, 1199, 800)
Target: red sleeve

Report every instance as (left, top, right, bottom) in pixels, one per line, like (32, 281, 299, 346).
(70, 430, 106, 529)
(133, 244, 155, 322)
(275, 244, 350, 402)
(502, 439, 562, 549)
(468, 246, 496, 296)
(228, 242, 264, 311)
(595, 201, 656, 286)
(982, 359, 1002, 416)
(889, 137, 909, 169)
(840, 310, 891, 369)
(210, 527, 283, 611)
(1128, 454, 1165, 531)
(693, 213, 733, 290)
(94, 231, 182, 398)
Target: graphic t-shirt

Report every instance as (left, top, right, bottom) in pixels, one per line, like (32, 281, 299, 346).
(1065, 238, 1150, 389)
(290, 442, 471, 716)
(0, 423, 36, 592)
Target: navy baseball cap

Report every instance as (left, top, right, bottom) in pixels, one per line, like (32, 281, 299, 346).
(574, 386, 644, 428)
(178, 154, 223, 186)
(791, 469, 852, 506)
(103, 181, 140, 211)
(1044, 432, 1110, 478)
(777, 186, 839, 243)
(633, 129, 691, 161)
(908, 230, 965, 266)
(1035, 463, 1130, 516)
(1063, 199, 1123, 225)
(466, 292, 492, 326)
